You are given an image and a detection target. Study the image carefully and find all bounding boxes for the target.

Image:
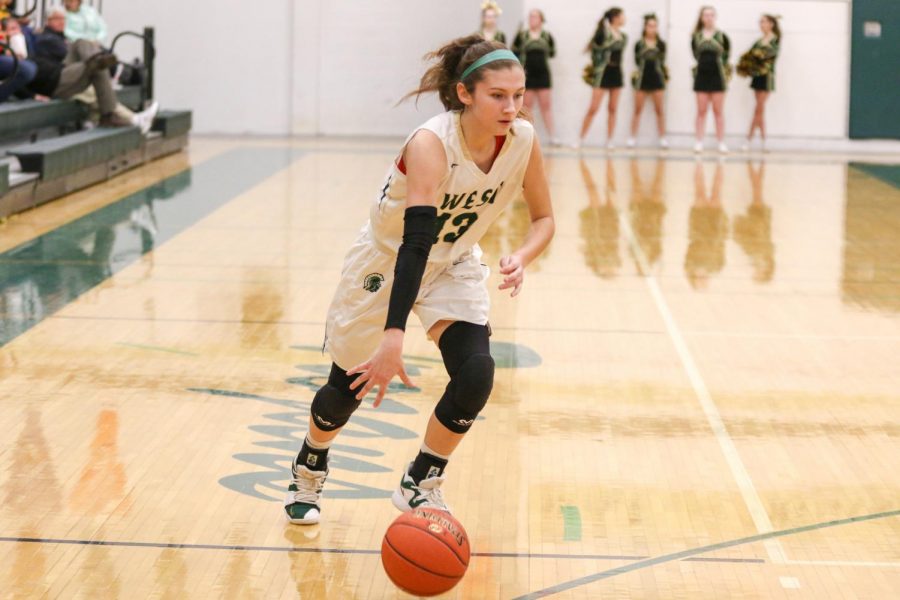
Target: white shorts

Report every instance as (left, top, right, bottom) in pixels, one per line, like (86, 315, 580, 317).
(324, 235, 490, 370)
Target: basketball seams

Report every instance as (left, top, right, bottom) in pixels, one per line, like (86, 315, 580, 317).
(388, 521, 470, 568)
(382, 537, 462, 580)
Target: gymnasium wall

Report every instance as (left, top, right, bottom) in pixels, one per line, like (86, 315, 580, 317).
(101, 0, 295, 135)
(101, 0, 849, 140)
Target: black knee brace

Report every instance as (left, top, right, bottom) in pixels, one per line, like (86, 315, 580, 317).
(434, 321, 495, 434)
(310, 363, 361, 431)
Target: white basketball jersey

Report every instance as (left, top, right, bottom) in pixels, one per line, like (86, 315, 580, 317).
(365, 110, 534, 264)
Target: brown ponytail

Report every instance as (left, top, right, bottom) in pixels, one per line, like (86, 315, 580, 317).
(763, 14, 782, 40)
(404, 34, 520, 111)
(585, 7, 623, 53)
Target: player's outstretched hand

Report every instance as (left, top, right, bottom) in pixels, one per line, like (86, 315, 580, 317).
(347, 329, 415, 407)
(498, 254, 525, 297)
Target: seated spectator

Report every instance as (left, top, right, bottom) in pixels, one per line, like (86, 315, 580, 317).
(0, 16, 37, 102)
(2, 0, 38, 54)
(63, 0, 106, 44)
(35, 9, 68, 63)
(36, 8, 158, 132)
(4, 17, 126, 126)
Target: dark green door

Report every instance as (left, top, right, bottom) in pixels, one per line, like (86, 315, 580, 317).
(850, 0, 900, 139)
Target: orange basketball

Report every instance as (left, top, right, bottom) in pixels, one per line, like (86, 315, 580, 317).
(381, 508, 471, 596)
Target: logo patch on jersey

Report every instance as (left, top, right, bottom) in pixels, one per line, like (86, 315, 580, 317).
(363, 273, 385, 293)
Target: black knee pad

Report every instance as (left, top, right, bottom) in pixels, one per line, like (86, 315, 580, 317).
(434, 322, 495, 434)
(310, 363, 361, 431)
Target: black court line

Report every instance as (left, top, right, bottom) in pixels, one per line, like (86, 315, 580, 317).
(45, 314, 900, 341)
(513, 508, 900, 599)
(43, 314, 668, 336)
(0, 535, 764, 564)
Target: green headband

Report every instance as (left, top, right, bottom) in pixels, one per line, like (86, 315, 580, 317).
(460, 49, 521, 81)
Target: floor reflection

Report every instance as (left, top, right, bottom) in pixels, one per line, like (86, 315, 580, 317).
(628, 159, 667, 274)
(843, 164, 900, 312)
(70, 409, 128, 514)
(732, 161, 775, 283)
(4, 409, 57, 595)
(685, 161, 727, 289)
(0, 171, 191, 345)
(480, 197, 551, 271)
(240, 271, 285, 350)
(579, 159, 622, 279)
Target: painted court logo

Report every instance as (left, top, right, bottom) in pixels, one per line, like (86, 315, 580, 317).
(187, 342, 538, 503)
(363, 273, 385, 293)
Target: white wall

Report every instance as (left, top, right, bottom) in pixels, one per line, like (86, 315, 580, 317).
(294, 0, 524, 136)
(102, 0, 294, 135)
(101, 0, 850, 141)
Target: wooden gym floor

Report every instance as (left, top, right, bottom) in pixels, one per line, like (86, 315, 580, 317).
(0, 138, 898, 598)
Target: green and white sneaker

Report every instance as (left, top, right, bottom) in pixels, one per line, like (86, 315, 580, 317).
(391, 463, 451, 513)
(284, 460, 328, 525)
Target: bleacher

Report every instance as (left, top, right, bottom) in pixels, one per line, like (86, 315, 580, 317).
(0, 20, 192, 220)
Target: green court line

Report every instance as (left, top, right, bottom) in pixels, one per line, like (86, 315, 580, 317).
(514, 508, 900, 599)
(561, 505, 583, 541)
(115, 342, 198, 356)
(851, 162, 900, 190)
(0, 147, 297, 347)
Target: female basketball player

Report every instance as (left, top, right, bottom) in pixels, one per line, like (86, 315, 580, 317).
(692, 6, 731, 154)
(285, 35, 555, 525)
(577, 7, 627, 150)
(742, 14, 780, 152)
(627, 13, 668, 149)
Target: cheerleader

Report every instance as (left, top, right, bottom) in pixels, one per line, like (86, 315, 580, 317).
(577, 7, 627, 150)
(512, 9, 558, 145)
(627, 13, 668, 149)
(478, 1, 506, 45)
(691, 6, 730, 153)
(742, 15, 780, 151)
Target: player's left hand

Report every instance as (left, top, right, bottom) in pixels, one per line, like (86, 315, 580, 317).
(498, 254, 525, 297)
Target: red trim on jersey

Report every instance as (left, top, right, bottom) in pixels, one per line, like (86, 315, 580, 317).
(396, 135, 505, 175)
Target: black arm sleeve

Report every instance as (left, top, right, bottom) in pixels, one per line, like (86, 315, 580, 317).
(384, 206, 438, 331)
